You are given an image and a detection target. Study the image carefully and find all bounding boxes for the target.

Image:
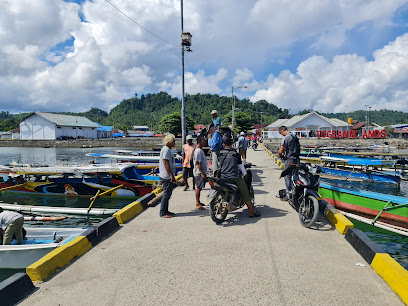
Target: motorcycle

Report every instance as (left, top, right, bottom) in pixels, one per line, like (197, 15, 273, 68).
(252, 141, 258, 150)
(280, 163, 323, 228)
(206, 163, 255, 224)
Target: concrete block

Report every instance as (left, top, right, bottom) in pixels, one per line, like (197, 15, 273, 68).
(0, 273, 35, 306)
(138, 192, 156, 209)
(113, 201, 143, 224)
(92, 217, 120, 245)
(325, 208, 354, 235)
(27, 236, 92, 282)
(371, 253, 408, 304)
(345, 228, 385, 264)
(80, 228, 97, 243)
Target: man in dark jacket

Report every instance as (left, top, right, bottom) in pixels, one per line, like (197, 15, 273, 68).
(277, 126, 300, 198)
(218, 135, 261, 218)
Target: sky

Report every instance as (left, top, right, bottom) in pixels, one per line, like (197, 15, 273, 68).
(1, 0, 408, 114)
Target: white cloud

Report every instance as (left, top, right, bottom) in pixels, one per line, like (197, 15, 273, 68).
(0, 0, 407, 113)
(251, 33, 408, 113)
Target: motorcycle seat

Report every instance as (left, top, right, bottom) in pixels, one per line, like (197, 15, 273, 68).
(224, 182, 238, 191)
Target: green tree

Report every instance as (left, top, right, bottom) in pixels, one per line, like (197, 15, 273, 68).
(224, 111, 252, 133)
(159, 112, 194, 134)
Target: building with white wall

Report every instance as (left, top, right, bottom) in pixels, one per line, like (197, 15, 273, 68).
(264, 112, 349, 139)
(20, 112, 98, 140)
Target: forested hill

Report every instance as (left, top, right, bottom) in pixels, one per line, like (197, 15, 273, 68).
(1, 92, 408, 131)
(104, 92, 289, 130)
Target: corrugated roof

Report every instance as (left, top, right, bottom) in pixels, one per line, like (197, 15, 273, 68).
(266, 118, 288, 128)
(267, 112, 348, 129)
(35, 112, 98, 128)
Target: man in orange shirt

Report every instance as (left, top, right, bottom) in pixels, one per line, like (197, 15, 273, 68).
(182, 135, 196, 191)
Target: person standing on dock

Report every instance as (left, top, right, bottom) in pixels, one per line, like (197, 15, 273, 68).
(211, 110, 221, 130)
(0, 208, 24, 245)
(159, 134, 177, 218)
(193, 135, 207, 210)
(208, 123, 223, 173)
(182, 135, 196, 191)
(278, 126, 300, 199)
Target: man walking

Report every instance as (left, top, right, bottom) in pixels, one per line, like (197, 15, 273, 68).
(193, 135, 207, 210)
(237, 132, 248, 162)
(277, 126, 300, 199)
(159, 134, 177, 218)
(182, 135, 196, 191)
(0, 208, 24, 245)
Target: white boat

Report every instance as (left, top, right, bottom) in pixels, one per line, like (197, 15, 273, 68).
(0, 227, 87, 269)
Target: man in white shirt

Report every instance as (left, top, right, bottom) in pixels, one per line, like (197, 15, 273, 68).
(0, 208, 24, 245)
(193, 135, 207, 210)
(159, 134, 177, 218)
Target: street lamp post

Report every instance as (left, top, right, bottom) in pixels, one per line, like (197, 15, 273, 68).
(231, 85, 247, 132)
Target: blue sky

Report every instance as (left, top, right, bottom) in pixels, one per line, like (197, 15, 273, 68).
(1, 0, 408, 114)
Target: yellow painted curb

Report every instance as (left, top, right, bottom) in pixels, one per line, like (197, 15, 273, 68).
(279, 164, 284, 169)
(175, 174, 183, 181)
(27, 236, 92, 282)
(152, 187, 163, 195)
(276, 159, 282, 164)
(371, 253, 408, 304)
(113, 201, 143, 224)
(325, 209, 354, 235)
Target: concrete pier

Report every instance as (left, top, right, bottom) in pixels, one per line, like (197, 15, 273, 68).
(20, 149, 404, 305)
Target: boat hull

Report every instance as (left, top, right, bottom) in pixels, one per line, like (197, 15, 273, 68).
(319, 183, 408, 228)
(321, 167, 401, 184)
(0, 227, 86, 268)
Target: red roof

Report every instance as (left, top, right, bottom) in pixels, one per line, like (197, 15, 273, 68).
(352, 122, 368, 130)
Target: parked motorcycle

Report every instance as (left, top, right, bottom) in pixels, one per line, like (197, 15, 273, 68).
(252, 141, 258, 150)
(280, 163, 323, 228)
(206, 163, 255, 224)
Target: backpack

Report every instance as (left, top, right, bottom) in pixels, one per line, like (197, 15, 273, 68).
(291, 133, 301, 156)
(238, 137, 244, 149)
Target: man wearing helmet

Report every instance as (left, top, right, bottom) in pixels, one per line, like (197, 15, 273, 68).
(237, 131, 248, 162)
(217, 134, 261, 218)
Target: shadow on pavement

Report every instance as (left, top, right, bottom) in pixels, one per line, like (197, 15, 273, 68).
(219, 205, 289, 227)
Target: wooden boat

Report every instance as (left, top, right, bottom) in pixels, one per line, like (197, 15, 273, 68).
(315, 155, 403, 184)
(0, 164, 155, 197)
(0, 227, 87, 269)
(319, 182, 408, 230)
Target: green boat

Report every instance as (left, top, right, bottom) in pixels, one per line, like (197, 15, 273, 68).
(319, 183, 408, 229)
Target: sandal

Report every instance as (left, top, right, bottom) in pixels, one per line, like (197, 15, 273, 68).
(195, 205, 205, 210)
(249, 211, 261, 218)
(183, 186, 189, 191)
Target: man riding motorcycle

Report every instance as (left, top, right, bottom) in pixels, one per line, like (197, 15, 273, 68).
(217, 134, 261, 218)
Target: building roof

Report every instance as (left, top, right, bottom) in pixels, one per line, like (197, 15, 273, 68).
(95, 123, 114, 132)
(352, 122, 368, 130)
(267, 112, 348, 129)
(266, 118, 288, 128)
(33, 112, 98, 128)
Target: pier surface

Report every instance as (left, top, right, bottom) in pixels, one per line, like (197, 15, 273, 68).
(21, 149, 404, 305)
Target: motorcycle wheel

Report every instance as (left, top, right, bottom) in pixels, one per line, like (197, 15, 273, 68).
(298, 195, 319, 228)
(209, 192, 228, 224)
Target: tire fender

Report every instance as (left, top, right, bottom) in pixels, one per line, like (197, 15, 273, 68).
(304, 188, 320, 199)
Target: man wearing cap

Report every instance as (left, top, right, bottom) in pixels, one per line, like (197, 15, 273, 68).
(182, 135, 196, 191)
(211, 110, 221, 130)
(237, 131, 248, 162)
(208, 123, 223, 173)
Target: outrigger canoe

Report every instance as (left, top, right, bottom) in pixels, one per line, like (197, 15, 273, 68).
(0, 164, 155, 197)
(319, 182, 408, 230)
